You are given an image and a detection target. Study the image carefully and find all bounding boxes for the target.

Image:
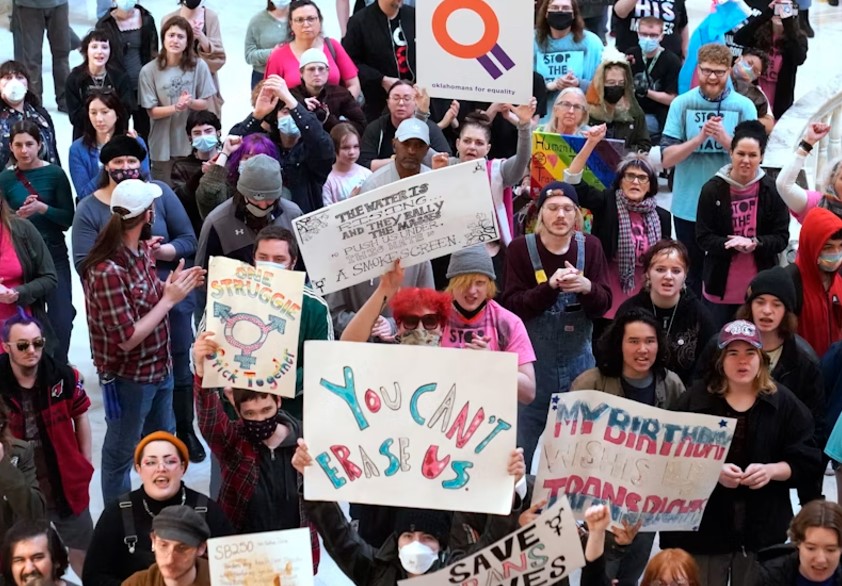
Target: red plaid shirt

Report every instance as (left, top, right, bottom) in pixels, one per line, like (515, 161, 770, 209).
(83, 243, 171, 383)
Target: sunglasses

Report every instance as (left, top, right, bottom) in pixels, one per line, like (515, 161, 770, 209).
(398, 314, 440, 331)
(14, 338, 46, 352)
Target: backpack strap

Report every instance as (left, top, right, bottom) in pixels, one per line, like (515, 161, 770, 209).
(118, 494, 138, 554)
(324, 37, 338, 64)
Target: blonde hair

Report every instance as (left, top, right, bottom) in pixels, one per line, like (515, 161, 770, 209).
(446, 273, 498, 300)
(534, 199, 585, 235)
(707, 346, 777, 396)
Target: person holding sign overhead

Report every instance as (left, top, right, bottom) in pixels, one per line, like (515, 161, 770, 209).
(501, 181, 611, 470)
(534, 0, 604, 124)
(660, 320, 821, 586)
(660, 43, 756, 297)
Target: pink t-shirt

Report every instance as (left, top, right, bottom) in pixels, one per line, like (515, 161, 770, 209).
(795, 189, 825, 224)
(0, 227, 24, 348)
(759, 46, 783, 114)
(263, 40, 359, 89)
(441, 300, 536, 366)
(704, 185, 759, 305)
(606, 211, 648, 318)
(322, 164, 372, 206)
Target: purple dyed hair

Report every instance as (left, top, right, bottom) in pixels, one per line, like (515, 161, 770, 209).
(226, 134, 281, 186)
(1, 308, 43, 343)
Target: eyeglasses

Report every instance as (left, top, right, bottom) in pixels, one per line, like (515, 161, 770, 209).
(554, 100, 586, 112)
(293, 16, 318, 24)
(398, 314, 440, 331)
(699, 67, 728, 78)
(390, 95, 414, 104)
(14, 338, 45, 352)
(623, 172, 650, 184)
(141, 458, 183, 470)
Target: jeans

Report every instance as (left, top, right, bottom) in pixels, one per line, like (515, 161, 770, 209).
(101, 373, 175, 506)
(169, 294, 196, 430)
(645, 113, 661, 143)
(45, 243, 75, 365)
(673, 217, 704, 298)
(13, 3, 71, 105)
(604, 531, 657, 586)
(251, 69, 264, 89)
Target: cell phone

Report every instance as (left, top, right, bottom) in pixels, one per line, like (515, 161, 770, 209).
(774, 2, 794, 18)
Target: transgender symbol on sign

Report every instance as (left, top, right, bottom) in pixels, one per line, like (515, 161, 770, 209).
(432, 0, 515, 80)
(213, 302, 286, 368)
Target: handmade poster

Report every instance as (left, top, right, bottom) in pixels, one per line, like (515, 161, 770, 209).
(534, 391, 735, 532)
(302, 341, 518, 515)
(207, 528, 313, 586)
(202, 256, 305, 397)
(293, 160, 497, 296)
(530, 132, 626, 196)
(400, 496, 585, 586)
(417, 0, 534, 102)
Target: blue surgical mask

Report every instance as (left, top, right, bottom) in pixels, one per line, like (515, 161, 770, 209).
(638, 36, 660, 55)
(255, 260, 288, 272)
(192, 134, 218, 153)
(738, 60, 757, 82)
(271, 0, 291, 7)
(115, 0, 137, 11)
(277, 115, 301, 137)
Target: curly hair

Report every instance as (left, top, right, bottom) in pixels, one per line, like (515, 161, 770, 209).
(597, 308, 668, 379)
(390, 288, 451, 328)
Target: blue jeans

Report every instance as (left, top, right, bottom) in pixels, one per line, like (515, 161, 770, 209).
(101, 374, 175, 506)
(673, 217, 704, 298)
(169, 294, 196, 389)
(45, 243, 75, 365)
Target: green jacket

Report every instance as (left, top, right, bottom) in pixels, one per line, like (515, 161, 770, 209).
(0, 438, 46, 537)
(571, 367, 685, 409)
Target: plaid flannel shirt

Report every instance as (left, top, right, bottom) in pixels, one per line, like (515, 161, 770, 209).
(83, 244, 171, 383)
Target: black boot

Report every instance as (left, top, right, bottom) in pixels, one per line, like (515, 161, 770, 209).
(173, 385, 206, 463)
(800, 10, 815, 38)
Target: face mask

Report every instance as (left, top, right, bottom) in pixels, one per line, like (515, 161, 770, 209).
(242, 414, 278, 443)
(546, 11, 574, 31)
(115, 0, 137, 10)
(638, 36, 660, 55)
(396, 329, 441, 347)
(277, 116, 301, 137)
(398, 541, 438, 575)
(818, 251, 842, 273)
(108, 167, 142, 183)
(1, 79, 27, 104)
(182, 0, 202, 8)
(192, 134, 219, 152)
(271, 0, 291, 7)
(604, 86, 625, 104)
(255, 260, 288, 272)
(246, 202, 274, 218)
(738, 60, 757, 82)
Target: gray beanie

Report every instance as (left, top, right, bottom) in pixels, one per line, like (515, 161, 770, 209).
(237, 154, 283, 201)
(446, 245, 496, 280)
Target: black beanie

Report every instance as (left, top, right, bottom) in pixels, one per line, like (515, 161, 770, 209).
(393, 507, 453, 549)
(99, 134, 148, 164)
(746, 266, 796, 313)
(536, 181, 579, 211)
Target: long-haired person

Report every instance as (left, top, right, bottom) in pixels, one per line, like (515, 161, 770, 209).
(81, 179, 204, 506)
(660, 320, 821, 586)
(540, 87, 590, 135)
(245, 0, 290, 88)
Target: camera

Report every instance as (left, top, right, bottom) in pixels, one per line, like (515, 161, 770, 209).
(633, 72, 650, 99)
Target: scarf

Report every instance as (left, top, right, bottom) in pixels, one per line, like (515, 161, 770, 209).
(616, 190, 661, 293)
(819, 195, 842, 219)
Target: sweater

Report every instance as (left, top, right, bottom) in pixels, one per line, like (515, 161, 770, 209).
(0, 164, 74, 247)
(0, 438, 45, 538)
(244, 9, 289, 73)
(67, 135, 151, 199)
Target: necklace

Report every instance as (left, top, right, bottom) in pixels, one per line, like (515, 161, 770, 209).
(142, 486, 186, 518)
(652, 298, 679, 336)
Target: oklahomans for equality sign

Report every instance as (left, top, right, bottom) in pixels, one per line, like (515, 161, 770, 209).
(530, 132, 626, 197)
(400, 495, 585, 586)
(534, 391, 735, 532)
(203, 256, 304, 397)
(293, 160, 498, 296)
(303, 341, 518, 515)
(207, 528, 313, 586)
(416, 0, 534, 103)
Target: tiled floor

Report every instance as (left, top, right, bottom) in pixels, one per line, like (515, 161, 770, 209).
(1, 0, 841, 583)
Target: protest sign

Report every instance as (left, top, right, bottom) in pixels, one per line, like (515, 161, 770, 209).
(293, 160, 497, 296)
(202, 256, 305, 397)
(400, 496, 585, 586)
(207, 528, 313, 586)
(530, 132, 626, 195)
(534, 391, 735, 531)
(417, 0, 534, 103)
(303, 341, 518, 514)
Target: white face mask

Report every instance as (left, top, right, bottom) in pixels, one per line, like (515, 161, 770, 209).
(246, 202, 274, 218)
(255, 260, 288, 271)
(398, 541, 437, 575)
(2, 79, 27, 104)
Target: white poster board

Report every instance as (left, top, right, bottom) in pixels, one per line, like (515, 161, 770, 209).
(534, 391, 735, 531)
(203, 256, 305, 397)
(400, 496, 585, 586)
(292, 161, 497, 295)
(417, 0, 534, 102)
(207, 528, 313, 586)
(303, 341, 518, 514)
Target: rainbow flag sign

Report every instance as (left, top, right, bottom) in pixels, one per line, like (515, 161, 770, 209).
(530, 132, 626, 196)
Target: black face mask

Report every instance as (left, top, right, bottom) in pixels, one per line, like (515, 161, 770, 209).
(604, 86, 625, 104)
(182, 0, 202, 8)
(242, 414, 279, 443)
(547, 11, 574, 31)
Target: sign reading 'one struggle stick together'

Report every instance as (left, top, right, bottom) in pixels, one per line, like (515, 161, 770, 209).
(303, 341, 518, 515)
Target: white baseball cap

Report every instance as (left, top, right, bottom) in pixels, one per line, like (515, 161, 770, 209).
(111, 179, 163, 219)
(395, 118, 430, 145)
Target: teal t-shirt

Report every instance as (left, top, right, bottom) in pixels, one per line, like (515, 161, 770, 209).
(533, 32, 604, 124)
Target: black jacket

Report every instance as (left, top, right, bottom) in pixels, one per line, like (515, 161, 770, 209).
(96, 6, 158, 74)
(358, 113, 451, 170)
(64, 66, 135, 140)
(290, 83, 367, 137)
(572, 183, 671, 264)
(757, 550, 842, 585)
(659, 382, 822, 555)
(342, 3, 417, 120)
(696, 173, 789, 298)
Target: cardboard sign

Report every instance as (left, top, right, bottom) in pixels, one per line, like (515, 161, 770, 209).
(530, 131, 626, 196)
(417, 0, 534, 102)
(302, 341, 518, 515)
(534, 391, 735, 531)
(203, 256, 305, 397)
(207, 528, 313, 586)
(293, 161, 497, 296)
(400, 496, 585, 586)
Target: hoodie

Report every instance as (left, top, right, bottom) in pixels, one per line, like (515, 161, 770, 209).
(585, 59, 651, 153)
(793, 207, 842, 357)
(695, 165, 789, 299)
